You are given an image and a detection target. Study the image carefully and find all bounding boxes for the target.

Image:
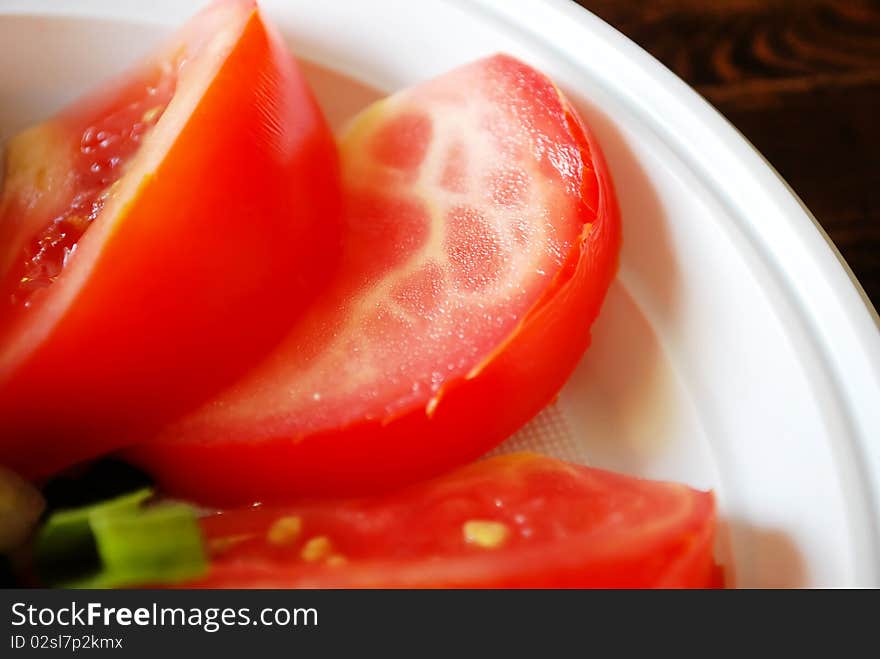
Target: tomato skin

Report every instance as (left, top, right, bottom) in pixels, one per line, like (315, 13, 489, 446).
(127, 55, 622, 505)
(0, 0, 340, 479)
(186, 454, 720, 589)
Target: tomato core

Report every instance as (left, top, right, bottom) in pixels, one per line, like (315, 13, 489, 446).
(2, 67, 177, 317)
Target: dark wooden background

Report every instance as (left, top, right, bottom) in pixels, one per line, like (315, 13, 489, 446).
(577, 0, 880, 307)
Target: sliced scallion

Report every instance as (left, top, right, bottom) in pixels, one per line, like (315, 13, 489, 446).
(35, 488, 206, 588)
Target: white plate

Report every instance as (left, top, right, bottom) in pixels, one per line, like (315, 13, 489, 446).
(1, 0, 878, 587)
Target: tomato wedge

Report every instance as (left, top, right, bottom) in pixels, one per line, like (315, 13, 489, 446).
(186, 454, 720, 588)
(0, 0, 339, 478)
(127, 54, 621, 504)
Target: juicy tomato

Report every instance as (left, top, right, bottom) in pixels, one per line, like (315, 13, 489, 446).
(127, 54, 622, 504)
(187, 454, 721, 588)
(0, 0, 340, 478)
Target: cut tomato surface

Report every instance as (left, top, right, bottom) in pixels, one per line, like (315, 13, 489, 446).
(128, 54, 621, 504)
(186, 454, 720, 588)
(0, 0, 340, 478)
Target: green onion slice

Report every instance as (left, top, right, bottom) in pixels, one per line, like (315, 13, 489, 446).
(35, 488, 206, 588)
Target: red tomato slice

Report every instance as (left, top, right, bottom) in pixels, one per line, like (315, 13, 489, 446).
(188, 454, 720, 588)
(0, 0, 340, 478)
(128, 54, 621, 504)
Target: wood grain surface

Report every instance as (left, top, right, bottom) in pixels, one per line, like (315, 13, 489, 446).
(577, 0, 880, 307)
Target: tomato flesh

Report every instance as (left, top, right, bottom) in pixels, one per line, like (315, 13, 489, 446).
(127, 55, 621, 503)
(188, 454, 721, 589)
(0, 0, 341, 479)
(3, 69, 176, 316)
